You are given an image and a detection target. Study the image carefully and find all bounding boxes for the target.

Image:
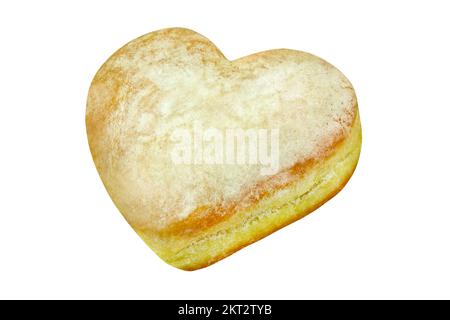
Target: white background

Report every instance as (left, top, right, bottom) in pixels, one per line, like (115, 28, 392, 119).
(1, 0, 449, 299)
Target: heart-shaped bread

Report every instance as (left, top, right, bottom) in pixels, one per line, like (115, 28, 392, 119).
(86, 28, 361, 270)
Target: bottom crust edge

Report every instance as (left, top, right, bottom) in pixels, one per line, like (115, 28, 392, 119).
(137, 114, 362, 271)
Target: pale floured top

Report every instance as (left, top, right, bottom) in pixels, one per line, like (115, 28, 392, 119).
(86, 28, 356, 231)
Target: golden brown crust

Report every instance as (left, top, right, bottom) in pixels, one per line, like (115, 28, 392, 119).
(152, 112, 362, 270)
(194, 114, 361, 270)
(159, 121, 350, 238)
(185, 158, 359, 271)
(86, 27, 361, 270)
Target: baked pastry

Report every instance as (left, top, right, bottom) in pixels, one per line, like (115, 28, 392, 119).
(86, 28, 362, 270)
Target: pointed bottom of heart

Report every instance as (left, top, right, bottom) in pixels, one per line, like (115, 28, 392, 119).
(136, 114, 361, 271)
